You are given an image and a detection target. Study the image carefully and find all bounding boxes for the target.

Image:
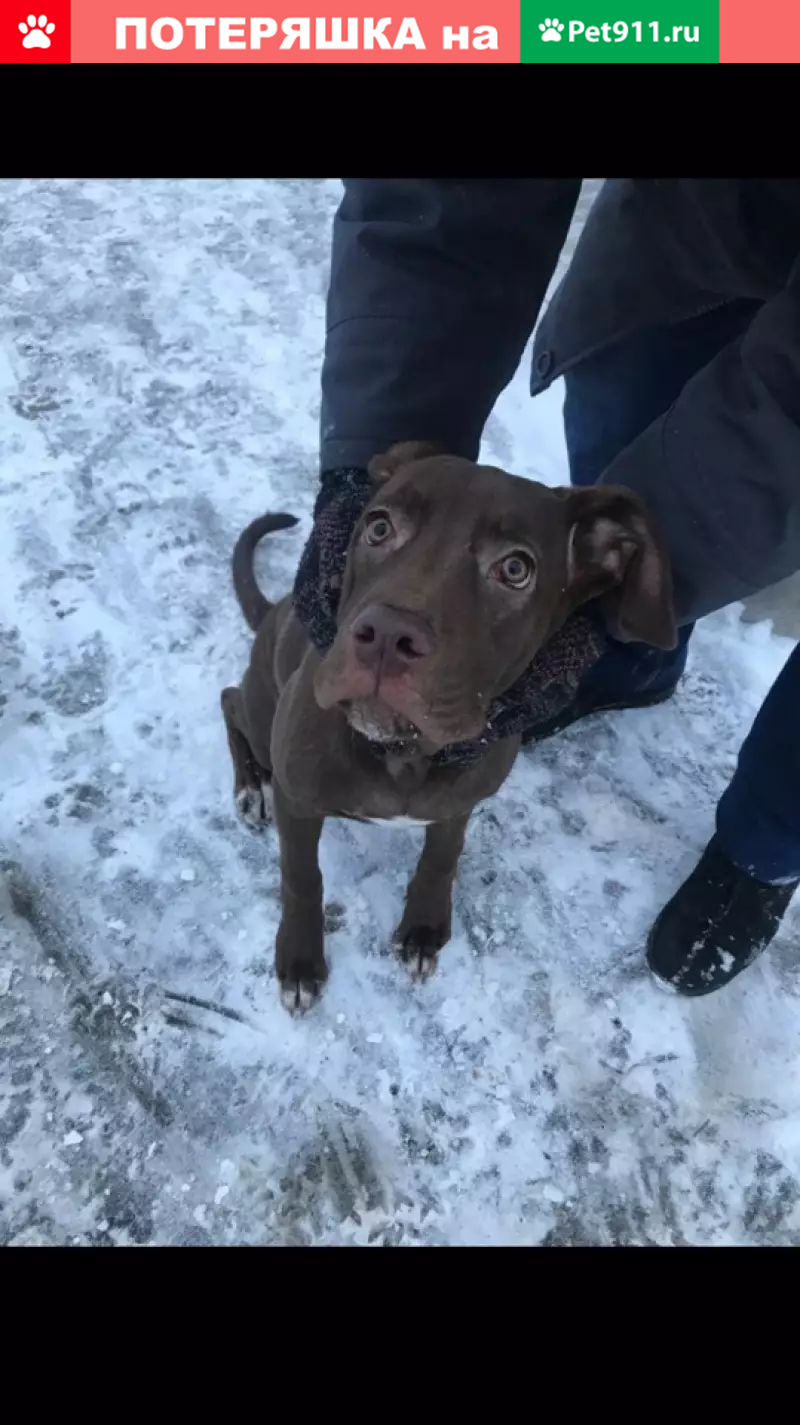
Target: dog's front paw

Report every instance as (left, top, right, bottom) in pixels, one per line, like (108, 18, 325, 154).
(393, 925, 449, 982)
(235, 780, 272, 831)
(278, 960, 328, 1016)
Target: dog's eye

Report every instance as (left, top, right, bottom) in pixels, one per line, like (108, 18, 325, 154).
(364, 513, 394, 546)
(496, 552, 534, 589)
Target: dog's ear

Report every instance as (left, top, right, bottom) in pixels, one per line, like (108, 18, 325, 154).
(367, 441, 447, 486)
(564, 485, 678, 650)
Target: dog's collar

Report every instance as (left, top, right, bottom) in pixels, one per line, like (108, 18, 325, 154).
(352, 727, 491, 770)
(363, 732, 491, 770)
(292, 468, 606, 769)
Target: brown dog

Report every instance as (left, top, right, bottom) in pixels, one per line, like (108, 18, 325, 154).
(222, 442, 676, 1015)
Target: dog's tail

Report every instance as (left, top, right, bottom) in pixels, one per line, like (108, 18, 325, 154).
(232, 512, 298, 631)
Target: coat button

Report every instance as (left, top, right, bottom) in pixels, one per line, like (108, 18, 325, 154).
(535, 349, 553, 378)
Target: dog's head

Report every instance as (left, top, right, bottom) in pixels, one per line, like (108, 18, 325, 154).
(313, 442, 677, 749)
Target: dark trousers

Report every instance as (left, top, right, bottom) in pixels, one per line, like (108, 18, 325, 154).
(563, 299, 800, 884)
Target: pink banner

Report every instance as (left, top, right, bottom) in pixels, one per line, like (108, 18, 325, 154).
(70, 2, 518, 61)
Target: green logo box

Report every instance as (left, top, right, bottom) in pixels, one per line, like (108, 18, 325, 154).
(521, 1, 719, 61)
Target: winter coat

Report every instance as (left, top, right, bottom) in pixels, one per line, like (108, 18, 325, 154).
(320, 179, 800, 623)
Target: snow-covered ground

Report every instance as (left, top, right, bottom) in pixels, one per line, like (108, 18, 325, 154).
(2, 178, 799, 1247)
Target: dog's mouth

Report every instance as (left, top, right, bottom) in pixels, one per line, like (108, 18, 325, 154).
(339, 692, 487, 751)
(343, 697, 421, 746)
(314, 649, 489, 750)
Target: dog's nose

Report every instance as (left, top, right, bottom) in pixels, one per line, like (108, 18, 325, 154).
(351, 604, 435, 675)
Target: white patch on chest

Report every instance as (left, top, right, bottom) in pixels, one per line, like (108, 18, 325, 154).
(361, 815, 434, 828)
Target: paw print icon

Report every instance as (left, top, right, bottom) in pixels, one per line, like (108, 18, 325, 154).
(19, 14, 56, 48)
(539, 18, 565, 40)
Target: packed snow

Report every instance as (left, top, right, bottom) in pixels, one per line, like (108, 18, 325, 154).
(1, 178, 799, 1246)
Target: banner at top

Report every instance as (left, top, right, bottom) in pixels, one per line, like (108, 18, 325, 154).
(1, 0, 799, 61)
(1, 1, 519, 61)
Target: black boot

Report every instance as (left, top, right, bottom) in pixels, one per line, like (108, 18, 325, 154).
(522, 683, 674, 745)
(646, 837, 798, 997)
(522, 623, 687, 745)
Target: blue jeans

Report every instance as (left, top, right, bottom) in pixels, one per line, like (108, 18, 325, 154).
(563, 299, 800, 884)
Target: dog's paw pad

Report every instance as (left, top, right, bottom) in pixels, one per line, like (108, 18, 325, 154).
(393, 927, 446, 982)
(235, 782, 272, 830)
(278, 965, 327, 1016)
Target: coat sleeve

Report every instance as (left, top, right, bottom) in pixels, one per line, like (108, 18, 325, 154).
(320, 178, 582, 473)
(600, 259, 800, 624)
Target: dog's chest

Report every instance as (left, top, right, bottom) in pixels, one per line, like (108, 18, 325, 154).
(331, 750, 439, 826)
(345, 813, 433, 828)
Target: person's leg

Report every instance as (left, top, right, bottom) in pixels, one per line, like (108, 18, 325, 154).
(629, 479, 800, 995)
(716, 645, 800, 885)
(645, 656, 800, 1002)
(549, 298, 799, 994)
(561, 298, 762, 709)
(646, 642, 800, 995)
